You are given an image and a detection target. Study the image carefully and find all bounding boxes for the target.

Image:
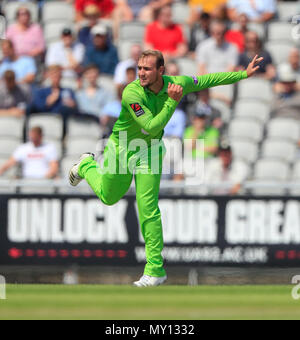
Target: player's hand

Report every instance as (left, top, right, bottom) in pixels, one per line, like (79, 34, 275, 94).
(246, 54, 264, 78)
(168, 83, 183, 102)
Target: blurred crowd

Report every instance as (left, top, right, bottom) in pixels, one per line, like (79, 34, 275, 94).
(0, 0, 300, 195)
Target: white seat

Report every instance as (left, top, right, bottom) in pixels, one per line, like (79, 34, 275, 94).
(268, 22, 294, 42)
(97, 75, 117, 98)
(228, 118, 264, 143)
(230, 138, 259, 164)
(261, 138, 297, 163)
(172, 2, 190, 24)
(234, 99, 270, 124)
(42, 1, 75, 23)
(0, 137, 21, 157)
(267, 118, 300, 142)
(210, 99, 232, 123)
(119, 22, 145, 42)
(265, 41, 295, 65)
(247, 22, 266, 40)
(211, 84, 235, 103)
(237, 78, 273, 102)
(44, 21, 75, 44)
(252, 158, 290, 195)
(277, 2, 300, 21)
(3, 1, 39, 23)
(65, 137, 98, 157)
(118, 40, 138, 61)
(67, 117, 103, 139)
(0, 116, 24, 139)
(28, 114, 64, 140)
(176, 58, 197, 76)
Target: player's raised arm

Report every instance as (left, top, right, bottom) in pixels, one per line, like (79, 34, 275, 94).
(181, 55, 264, 94)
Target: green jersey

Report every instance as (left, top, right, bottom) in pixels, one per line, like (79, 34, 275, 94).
(112, 71, 248, 146)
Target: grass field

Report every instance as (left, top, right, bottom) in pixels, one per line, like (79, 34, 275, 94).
(0, 285, 299, 320)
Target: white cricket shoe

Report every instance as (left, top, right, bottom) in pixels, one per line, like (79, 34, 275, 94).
(133, 275, 167, 287)
(69, 153, 95, 187)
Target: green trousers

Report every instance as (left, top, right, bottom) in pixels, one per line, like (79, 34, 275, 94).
(78, 136, 166, 277)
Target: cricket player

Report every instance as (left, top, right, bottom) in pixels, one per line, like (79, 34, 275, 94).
(69, 50, 263, 287)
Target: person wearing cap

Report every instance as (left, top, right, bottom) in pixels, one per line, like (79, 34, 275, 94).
(46, 28, 85, 79)
(272, 63, 300, 120)
(205, 141, 249, 195)
(83, 24, 119, 75)
(237, 31, 276, 80)
(184, 100, 220, 159)
(6, 6, 45, 58)
(0, 70, 30, 117)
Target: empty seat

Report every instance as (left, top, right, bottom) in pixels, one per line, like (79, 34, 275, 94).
(67, 117, 103, 139)
(247, 22, 266, 40)
(268, 22, 294, 42)
(261, 138, 297, 163)
(230, 138, 259, 164)
(172, 2, 190, 24)
(119, 22, 145, 42)
(237, 78, 273, 102)
(44, 21, 75, 44)
(0, 137, 21, 157)
(277, 2, 300, 21)
(234, 99, 270, 124)
(27, 114, 64, 140)
(0, 117, 24, 139)
(265, 41, 295, 65)
(118, 40, 138, 61)
(3, 1, 39, 24)
(65, 137, 98, 157)
(97, 75, 117, 98)
(176, 58, 197, 76)
(211, 84, 235, 103)
(42, 1, 75, 23)
(210, 99, 232, 123)
(267, 118, 300, 142)
(252, 158, 290, 195)
(228, 118, 264, 143)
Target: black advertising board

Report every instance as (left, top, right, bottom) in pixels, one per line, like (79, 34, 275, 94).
(0, 194, 300, 266)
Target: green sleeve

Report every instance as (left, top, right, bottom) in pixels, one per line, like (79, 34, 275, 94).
(178, 71, 248, 95)
(122, 87, 178, 137)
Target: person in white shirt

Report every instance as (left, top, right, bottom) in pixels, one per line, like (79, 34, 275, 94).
(0, 126, 59, 179)
(114, 43, 142, 87)
(46, 28, 85, 79)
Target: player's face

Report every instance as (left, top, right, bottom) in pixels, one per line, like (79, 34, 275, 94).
(138, 56, 163, 88)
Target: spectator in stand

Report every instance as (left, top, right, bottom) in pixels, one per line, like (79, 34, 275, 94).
(287, 47, 300, 82)
(46, 28, 85, 79)
(6, 6, 45, 59)
(272, 63, 300, 120)
(188, 0, 227, 25)
(0, 126, 59, 179)
(114, 44, 142, 87)
(83, 24, 119, 76)
(227, 0, 276, 23)
(184, 105, 219, 160)
(0, 70, 30, 117)
(144, 5, 187, 60)
(237, 31, 276, 80)
(76, 64, 113, 120)
(31, 65, 78, 118)
(189, 12, 211, 55)
(75, 0, 115, 21)
(196, 20, 238, 74)
(205, 141, 249, 195)
(78, 4, 101, 47)
(225, 13, 249, 53)
(0, 40, 37, 85)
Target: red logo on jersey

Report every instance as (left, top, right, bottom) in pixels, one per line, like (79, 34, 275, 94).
(130, 103, 145, 117)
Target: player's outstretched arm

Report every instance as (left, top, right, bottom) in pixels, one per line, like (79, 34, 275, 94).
(246, 54, 264, 78)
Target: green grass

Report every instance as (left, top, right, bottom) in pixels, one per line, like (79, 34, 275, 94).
(0, 285, 299, 320)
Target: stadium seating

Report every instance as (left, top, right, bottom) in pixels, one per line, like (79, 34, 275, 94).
(67, 116, 104, 139)
(0, 157, 17, 179)
(234, 100, 271, 124)
(176, 58, 198, 76)
(210, 99, 232, 123)
(0, 117, 24, 139)
(97, 75, 117, 98)
(267, 118, 300, 142)
(65, 137, 99, 157)
(237, 78, 273, 102)
(265, 41, 296, 65)
(0, 137, 21, 157)
(42, 1, 75, 23)
(230, 138, 259, 164)
(228, 118, 264, 143)
(261, 138, 297, 163)
(3, 1, 39, 24)
(268, 22, 294, 42)
(27, 114, 64, 141)
(172, 2, 190, 24)
(44, 21, 75, 45)
(117, 40, 138, 61)
(119, 22, 145, 43)
(277, 1, 300, 21)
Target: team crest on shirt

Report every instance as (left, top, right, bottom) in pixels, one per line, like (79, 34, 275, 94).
(130, 103, 145, 117)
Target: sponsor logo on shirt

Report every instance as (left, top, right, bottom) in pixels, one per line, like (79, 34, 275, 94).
(130, 103, 145, 117)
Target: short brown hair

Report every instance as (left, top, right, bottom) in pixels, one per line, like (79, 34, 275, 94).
(30, 126, 43, 136)
(139, 50, 165, 69)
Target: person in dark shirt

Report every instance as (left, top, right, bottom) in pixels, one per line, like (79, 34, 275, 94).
(31, 65, 78, 118)
(83, 24, 119, 75)
(237, 31, 276, 80)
